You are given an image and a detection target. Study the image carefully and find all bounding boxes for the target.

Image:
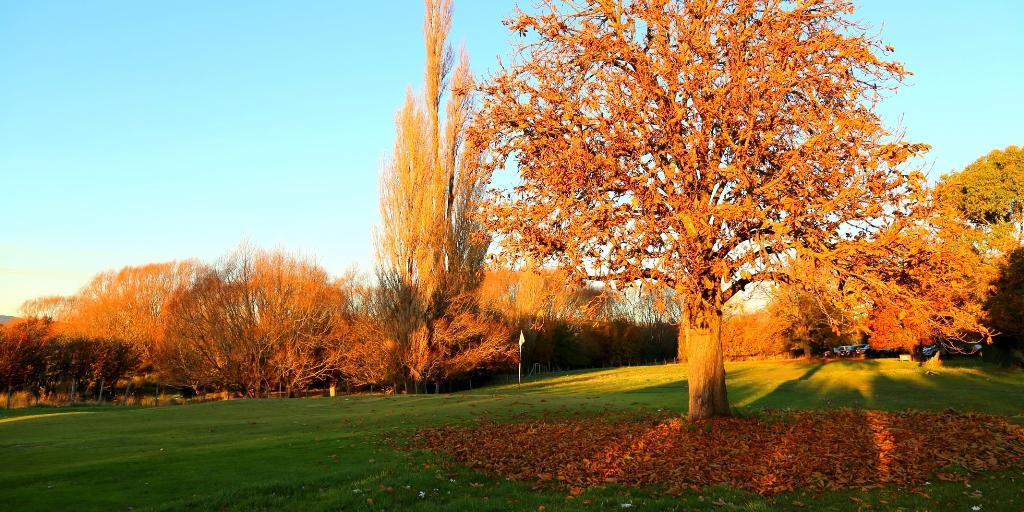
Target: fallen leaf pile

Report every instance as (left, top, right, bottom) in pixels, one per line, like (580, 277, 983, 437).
(411, 410, 1024, 494)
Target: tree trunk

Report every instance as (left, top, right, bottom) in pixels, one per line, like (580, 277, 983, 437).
(685, 307, 730, 420)
(124, 379, 133, 406)
(98, 379, 105, 403)
(5, 383, 11, 410)
(676, 310, 689, 362)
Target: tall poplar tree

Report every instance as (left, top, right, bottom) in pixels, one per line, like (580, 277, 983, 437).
(373, 0, 513, 391)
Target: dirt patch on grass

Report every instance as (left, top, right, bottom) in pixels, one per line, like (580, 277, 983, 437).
(412, 410, 1024, 494)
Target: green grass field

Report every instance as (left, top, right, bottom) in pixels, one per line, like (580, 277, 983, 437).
(2, 359, 1023, 511)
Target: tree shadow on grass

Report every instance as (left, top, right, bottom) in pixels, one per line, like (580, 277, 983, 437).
(502, 358, 1023, 418)
(605, 361, 821, 408)
(729, 360, 827, 409)
(730, 359, 1022, 415)
(619, 358, 1021, 416)
(737, 360, 906, 412)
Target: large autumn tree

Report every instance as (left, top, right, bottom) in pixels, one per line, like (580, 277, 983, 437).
(475, 0, 927, 418)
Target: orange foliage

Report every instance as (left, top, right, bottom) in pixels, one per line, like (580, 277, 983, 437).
(837, 206, 993, 350)
(867, 303, 931, 352)
(159, 246, 347, 396)
(720, 309, 788, 360)
(50, 260, 203, 366)
(0, 317, 53, 399)
(477, 269, 600, 329)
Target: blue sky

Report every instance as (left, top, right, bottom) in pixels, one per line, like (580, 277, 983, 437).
(1, 1, 1022, 315)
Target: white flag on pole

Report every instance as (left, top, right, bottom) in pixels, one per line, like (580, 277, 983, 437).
(519, 330, 526, 347)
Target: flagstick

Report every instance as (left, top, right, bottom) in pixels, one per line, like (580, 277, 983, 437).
(518, 330, 525, 387)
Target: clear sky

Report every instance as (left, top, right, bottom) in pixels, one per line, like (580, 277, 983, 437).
(1, 1, 1022, 316)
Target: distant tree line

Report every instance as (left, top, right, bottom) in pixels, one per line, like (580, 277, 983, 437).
(717, 146, 1024, 365)
(1, 245, 688, 406)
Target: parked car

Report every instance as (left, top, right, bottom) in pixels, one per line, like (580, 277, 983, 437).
(853, 344, 870, 356)
(922, 343, 983, 357)
(830, 345, 856, 357)
(921, 344, 943, 358)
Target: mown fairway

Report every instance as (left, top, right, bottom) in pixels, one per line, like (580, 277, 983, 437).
(2, 359, 1023, 511)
